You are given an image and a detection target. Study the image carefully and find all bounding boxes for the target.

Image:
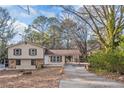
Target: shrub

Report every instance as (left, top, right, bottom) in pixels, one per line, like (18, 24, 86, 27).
(23, 71, 32, 75)
(88, 50, 124, 74)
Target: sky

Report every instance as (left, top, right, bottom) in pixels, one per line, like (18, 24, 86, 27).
(1, 5, 62, 25)
(0, 5, 63, 43)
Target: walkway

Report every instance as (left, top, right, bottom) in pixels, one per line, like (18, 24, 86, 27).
(59, 64, 124, 88)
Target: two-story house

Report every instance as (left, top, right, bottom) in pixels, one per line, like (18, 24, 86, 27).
(8, 42, 45, 69)
(7, 41, 82, 70)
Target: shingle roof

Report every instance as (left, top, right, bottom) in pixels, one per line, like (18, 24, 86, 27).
(45, 49, 82, 56)
(7, 41, 45, 49)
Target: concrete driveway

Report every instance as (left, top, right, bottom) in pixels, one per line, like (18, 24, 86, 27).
(59, 64, 124, 88)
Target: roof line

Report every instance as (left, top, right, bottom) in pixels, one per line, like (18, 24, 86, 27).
(7, 41, 45, 48)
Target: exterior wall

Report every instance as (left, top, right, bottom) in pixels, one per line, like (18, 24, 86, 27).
(36, 59, 44, 68)
(44, 55, 80, 65)
(8, 43, 44, 59)
(9, 60, 16, 69)
(44, 55, 65, 65)
(62, 56, 65, 64)
(44, 56, 49, 64)
(16, 59, 36, 70)
(8, 59, 44, 70)
(72, 55, 80, 62)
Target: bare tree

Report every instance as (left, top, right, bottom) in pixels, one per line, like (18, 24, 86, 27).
(58, 11, 90, 62)
(61, 5, 124, 52)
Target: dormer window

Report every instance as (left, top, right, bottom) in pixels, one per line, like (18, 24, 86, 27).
(13, 48, 22, 56)
(29, 49, 37, 56)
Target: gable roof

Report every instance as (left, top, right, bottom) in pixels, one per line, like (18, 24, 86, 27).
(7, 41, 45, 49)
(45, 49, 82, 56)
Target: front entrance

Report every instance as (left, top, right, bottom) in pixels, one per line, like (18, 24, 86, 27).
(65, 56, 73, 63)
(64, 56, 84, 65)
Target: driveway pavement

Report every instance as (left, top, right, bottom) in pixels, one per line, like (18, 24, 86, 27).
(59, 64, 124, 88)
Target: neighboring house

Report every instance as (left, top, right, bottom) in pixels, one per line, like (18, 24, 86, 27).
(7, 42, 82, 70)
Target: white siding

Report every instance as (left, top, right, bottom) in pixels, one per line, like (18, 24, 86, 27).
(16, 59, 35, 69)
(44, 56, 49, 64)
(8, 43, 44, 59)
(44, 55, 65, 66)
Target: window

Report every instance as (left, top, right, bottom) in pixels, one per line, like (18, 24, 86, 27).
(50, 56, 52, 62)
(50, 56, 62, 62)
(29, 49, 37, 56)
(57, 56, 60, 62)
(31, 59, 36, 65)
(16, 59, 21, 65)
(53, 56, 56, 62)
(14, 49, 22, 56)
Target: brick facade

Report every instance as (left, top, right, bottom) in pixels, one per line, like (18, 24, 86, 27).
(9, 60, 16, 69)
(36, 59, 44, 69)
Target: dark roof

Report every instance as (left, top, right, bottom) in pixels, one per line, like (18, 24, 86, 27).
(45, 49, 82, 56)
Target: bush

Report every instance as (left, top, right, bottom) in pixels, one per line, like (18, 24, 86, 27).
(23, 71, 32, 75)
(88, 50, 124, 74)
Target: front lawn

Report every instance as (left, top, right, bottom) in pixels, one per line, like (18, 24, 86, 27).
(0, 67, 62, 88)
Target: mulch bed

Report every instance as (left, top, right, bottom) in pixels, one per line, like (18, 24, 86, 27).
(97, 72, 124, 82)
(88, 69, 124, 83)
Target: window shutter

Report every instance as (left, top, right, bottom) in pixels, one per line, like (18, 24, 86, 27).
(13, 49, 15, 55)
(29, 49, 31, 55)
(35, 49, 37, 55)
(20, 49, 22, 55)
